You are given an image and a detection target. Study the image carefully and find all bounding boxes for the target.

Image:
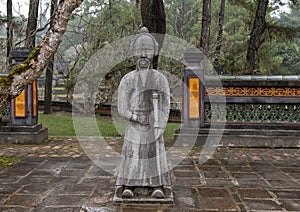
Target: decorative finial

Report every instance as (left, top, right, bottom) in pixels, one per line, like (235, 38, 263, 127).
(141, 27, 149, 33)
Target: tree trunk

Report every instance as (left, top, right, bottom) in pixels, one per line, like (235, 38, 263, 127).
(6, 0, 13, 65)
(200, 0, 211, 57)
(44, 57, 54, 114)
(25, 0, 40, 49)
(141, 0, 166, 69)
(44, 0, 58, 114)
(246, 0, 269, 74)
(214, 0, 226, 74)
(0, 0, 84, 115)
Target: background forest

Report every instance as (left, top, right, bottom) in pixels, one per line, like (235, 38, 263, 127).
(0, 0, 299, 105)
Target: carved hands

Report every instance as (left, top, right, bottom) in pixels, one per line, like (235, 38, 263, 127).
(130, 113, 164, 140)
(130, 114, 150, 125)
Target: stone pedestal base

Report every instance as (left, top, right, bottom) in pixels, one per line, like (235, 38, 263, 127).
(0, 124, 48, 144)
(112, 186, 174, 205)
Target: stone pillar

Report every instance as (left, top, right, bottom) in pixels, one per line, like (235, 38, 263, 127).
(183, 48, 205, 128)
(9, 47, 31, 65)
(9, 48, 38, 126)
(0, 48, 48, 144)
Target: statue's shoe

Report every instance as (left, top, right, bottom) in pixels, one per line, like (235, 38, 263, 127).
(122, 188, 134, 198)
(151, 188, 165, 198)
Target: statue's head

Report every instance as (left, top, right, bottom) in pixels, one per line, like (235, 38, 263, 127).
(131, 27, 158, 69)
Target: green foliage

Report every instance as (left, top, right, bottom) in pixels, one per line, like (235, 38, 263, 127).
(52, 0, 300, 92)
(257, 42, 285, 75)
(165, 0, 200, 40)
(0, 156, 21, 168)
(267, 2, 300, 75)
(55, 1, 142, 104)
(158, 56, 184, 78)
(85, 0, 141, 49)
(178, 0, 300, 75)
(0, 0, 298, 80)
(269, 41, 300, 75)
(216, 0, 253, 74)
(228, 0, 257, 14)
(215, 0, 300, 74)
(96, 59, 135, 103)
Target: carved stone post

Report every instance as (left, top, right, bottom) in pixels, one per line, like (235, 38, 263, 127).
(9, 48, 38, 126)
(0, 48, 48, 144)
(183, 48, 205, 128)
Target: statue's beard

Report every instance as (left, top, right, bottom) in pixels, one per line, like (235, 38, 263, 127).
(137, 58, 151, 87)
(137, 58, 151, 71)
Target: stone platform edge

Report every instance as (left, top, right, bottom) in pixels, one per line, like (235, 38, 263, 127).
(174, 127, 300, 148)
(0, 124, 48, 144)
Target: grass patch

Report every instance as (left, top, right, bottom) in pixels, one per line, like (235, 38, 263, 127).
(164, 122, 182, 144)
(39, 112, 75, 136)
(39, 112, 180, 140)
(0, 156, 21, 168)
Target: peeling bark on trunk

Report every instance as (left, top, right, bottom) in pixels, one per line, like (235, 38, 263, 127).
(44, 0, 58, 114)
(0, 0, 84, 115)
(141, 0, 166, 69)
(246, 0, 269, 74)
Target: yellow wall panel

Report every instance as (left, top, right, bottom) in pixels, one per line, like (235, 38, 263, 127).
(15, 89, 26, 117)
(32, 81, 37, 117)
(189, 77, 200, 118)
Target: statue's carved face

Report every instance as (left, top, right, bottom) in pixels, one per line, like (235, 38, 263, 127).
(133, 36, 156, 60)
(132, 33, 158, 70)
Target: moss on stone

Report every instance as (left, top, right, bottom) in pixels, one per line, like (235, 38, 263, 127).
(0, 45, 41, 87)
(0, 156, 21, 168)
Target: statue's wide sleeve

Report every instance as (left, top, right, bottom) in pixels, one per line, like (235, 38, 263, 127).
(118, 75, 132, 120)
(158, 75, 170, 129)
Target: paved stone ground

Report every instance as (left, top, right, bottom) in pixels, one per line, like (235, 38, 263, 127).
(0, 137, 300, 211)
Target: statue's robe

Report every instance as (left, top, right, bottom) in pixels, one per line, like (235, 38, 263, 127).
(116, 69, 171, 187)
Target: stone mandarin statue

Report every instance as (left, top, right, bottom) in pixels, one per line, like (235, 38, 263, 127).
(116, 27, 171, 199)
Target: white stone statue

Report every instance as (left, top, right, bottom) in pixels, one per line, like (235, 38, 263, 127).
(116, 27, 171, 199)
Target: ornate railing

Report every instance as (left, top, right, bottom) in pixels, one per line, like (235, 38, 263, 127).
(1, 104, 11, 123)
(203, 76, 300, 127)
(205, 104, 300, 124)
(182, 49, 300, 128)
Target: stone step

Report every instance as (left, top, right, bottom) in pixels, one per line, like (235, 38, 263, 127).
(174, 127, 300, 148)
